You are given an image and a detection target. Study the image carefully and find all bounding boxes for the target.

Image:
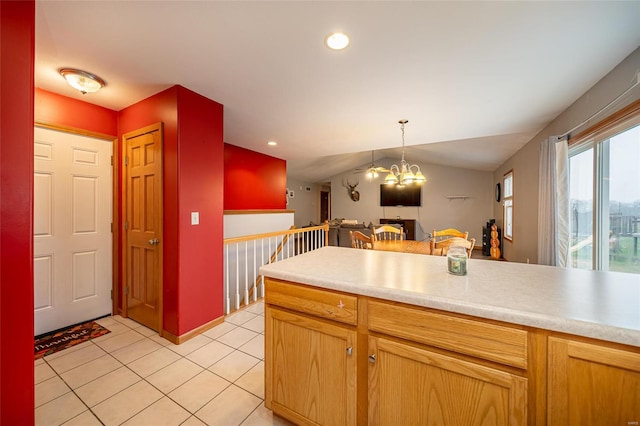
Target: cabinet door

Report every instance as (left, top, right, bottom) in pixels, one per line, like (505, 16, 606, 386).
(368, 336, 527, 426)
(548, 337, 640, 425)
(266, 307, 357, 426)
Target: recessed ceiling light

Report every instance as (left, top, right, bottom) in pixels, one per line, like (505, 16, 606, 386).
(267, 141, 277, 146)
(325, 32, 350, 50)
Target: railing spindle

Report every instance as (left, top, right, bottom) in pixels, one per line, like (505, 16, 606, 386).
(225, 245, 230, 315)
(244, 240, 249, 309)
(235, 243, 240, 310)
(223, 223, 329, 315)
(252, 240, 257, 303)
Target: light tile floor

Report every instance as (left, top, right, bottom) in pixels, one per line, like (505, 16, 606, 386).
(35, 301, 292, 426)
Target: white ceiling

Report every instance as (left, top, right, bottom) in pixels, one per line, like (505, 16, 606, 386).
(35, 1, 640, 182)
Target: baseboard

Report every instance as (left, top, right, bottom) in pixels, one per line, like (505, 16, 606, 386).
(161, 315, 225, 345)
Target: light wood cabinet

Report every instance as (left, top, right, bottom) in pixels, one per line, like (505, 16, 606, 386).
(368, 336, 527, 425)
(264, 277, 639, 425)
(367, 300, 528, 425)
(548, 336, 640, 425)
(265, 279, 358, 425)
(265, 278, 357, 326)
(266, 308, 357, 425)
(367, 299, 528, 369)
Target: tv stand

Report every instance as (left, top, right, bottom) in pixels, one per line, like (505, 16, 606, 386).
(380, 218, 416, 240)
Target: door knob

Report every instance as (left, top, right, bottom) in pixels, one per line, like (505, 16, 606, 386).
(368, 354, 376, 363)
(148, 239, 159, 245)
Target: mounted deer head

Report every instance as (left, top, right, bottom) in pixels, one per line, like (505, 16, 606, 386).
(342, 178, 360, 202)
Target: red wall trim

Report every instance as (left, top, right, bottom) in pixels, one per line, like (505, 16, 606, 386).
(224, 143, 286, 210)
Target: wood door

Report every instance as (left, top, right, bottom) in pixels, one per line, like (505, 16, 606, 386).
(123, 123, 163, 332)
(33, 127, 114, 335)
(368, 336, 527, 426)
(548, 337, 640, 425)
(265, 307, 357, 426)
(320, 190, 330, 223)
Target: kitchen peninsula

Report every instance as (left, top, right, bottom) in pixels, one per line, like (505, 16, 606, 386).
(260, 246, 640, 425)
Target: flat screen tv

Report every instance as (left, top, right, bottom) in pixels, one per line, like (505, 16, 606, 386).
(380, 184, 422, 207)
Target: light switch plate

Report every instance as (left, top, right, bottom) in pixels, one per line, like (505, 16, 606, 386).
(191, 212, 199, 225)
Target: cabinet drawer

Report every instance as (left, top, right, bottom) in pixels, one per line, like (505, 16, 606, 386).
(367, 300, 528, 368)
(265, 278, 357, 325)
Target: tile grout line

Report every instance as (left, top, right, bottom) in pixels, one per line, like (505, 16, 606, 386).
(39, 331, 157, 424)
(40, 344, 104, 425)
(42, 334, 183, 424)
(37, 307, 267, 426)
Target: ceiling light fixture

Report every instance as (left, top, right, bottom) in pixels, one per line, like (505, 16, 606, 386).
(366, 165, 379, 180)
(355, 150, 389, 180)
(384, 120, 427, 186)
(325, 32, 350, 50)
(59, 68, 105, 94)
(267, 141, 277, 146)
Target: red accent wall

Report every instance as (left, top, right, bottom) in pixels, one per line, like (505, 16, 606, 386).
(35, 88, 118, 136)
(0, 1, 35, 423)
(119, 85, 224, 336)
(224, 144, 287, 210)
(176, 89, 224, 333)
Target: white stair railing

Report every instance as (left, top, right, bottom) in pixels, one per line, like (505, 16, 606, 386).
(222, 223, 329, 315)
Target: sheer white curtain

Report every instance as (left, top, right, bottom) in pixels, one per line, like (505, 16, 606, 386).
(555, 139, 569, 267)
(538, 136, 569, 266)
(538, 137, 557, 265)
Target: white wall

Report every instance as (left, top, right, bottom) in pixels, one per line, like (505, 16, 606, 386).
(224, 212, 294, 238)
(494, 47, 640, 263)
(329, 159, 493, 242)
(286, 178, 321, 228)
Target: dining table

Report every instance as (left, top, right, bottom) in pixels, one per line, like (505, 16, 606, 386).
(371, 239, 432, 255)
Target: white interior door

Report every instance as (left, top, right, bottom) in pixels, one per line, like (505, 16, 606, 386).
(34, 127, 113, 336)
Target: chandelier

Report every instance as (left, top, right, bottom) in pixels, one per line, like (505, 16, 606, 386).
(383, 120, 426, 185)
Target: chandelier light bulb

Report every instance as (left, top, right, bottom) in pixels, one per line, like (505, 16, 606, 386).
(385, 119, 427, 186)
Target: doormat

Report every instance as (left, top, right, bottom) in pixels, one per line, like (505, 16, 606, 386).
(34, 320, 111, 360)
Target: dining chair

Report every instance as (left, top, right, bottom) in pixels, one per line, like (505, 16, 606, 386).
(430, 236, 476, 258)
(349, 230, 373, 249)
(372, 224, 404, 241)
(431, 228, 469, 242)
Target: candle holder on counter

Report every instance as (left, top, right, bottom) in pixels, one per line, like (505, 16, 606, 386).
(447, 246, 468, 275)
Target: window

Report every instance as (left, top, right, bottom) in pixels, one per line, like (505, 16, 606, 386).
(503, 170, 513, 241)
(568, 108, 640, 274)
(569, 147, 593, 269)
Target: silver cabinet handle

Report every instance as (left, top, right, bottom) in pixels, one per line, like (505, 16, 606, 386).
(148, 239, 159, 245)
(346, 347, 353, 356)
(368, 354, 376, 363)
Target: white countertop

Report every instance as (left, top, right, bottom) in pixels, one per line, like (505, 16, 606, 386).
(260, 246, 640, 347)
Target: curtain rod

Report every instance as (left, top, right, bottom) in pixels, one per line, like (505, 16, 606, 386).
(557, 71, 640, 141)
